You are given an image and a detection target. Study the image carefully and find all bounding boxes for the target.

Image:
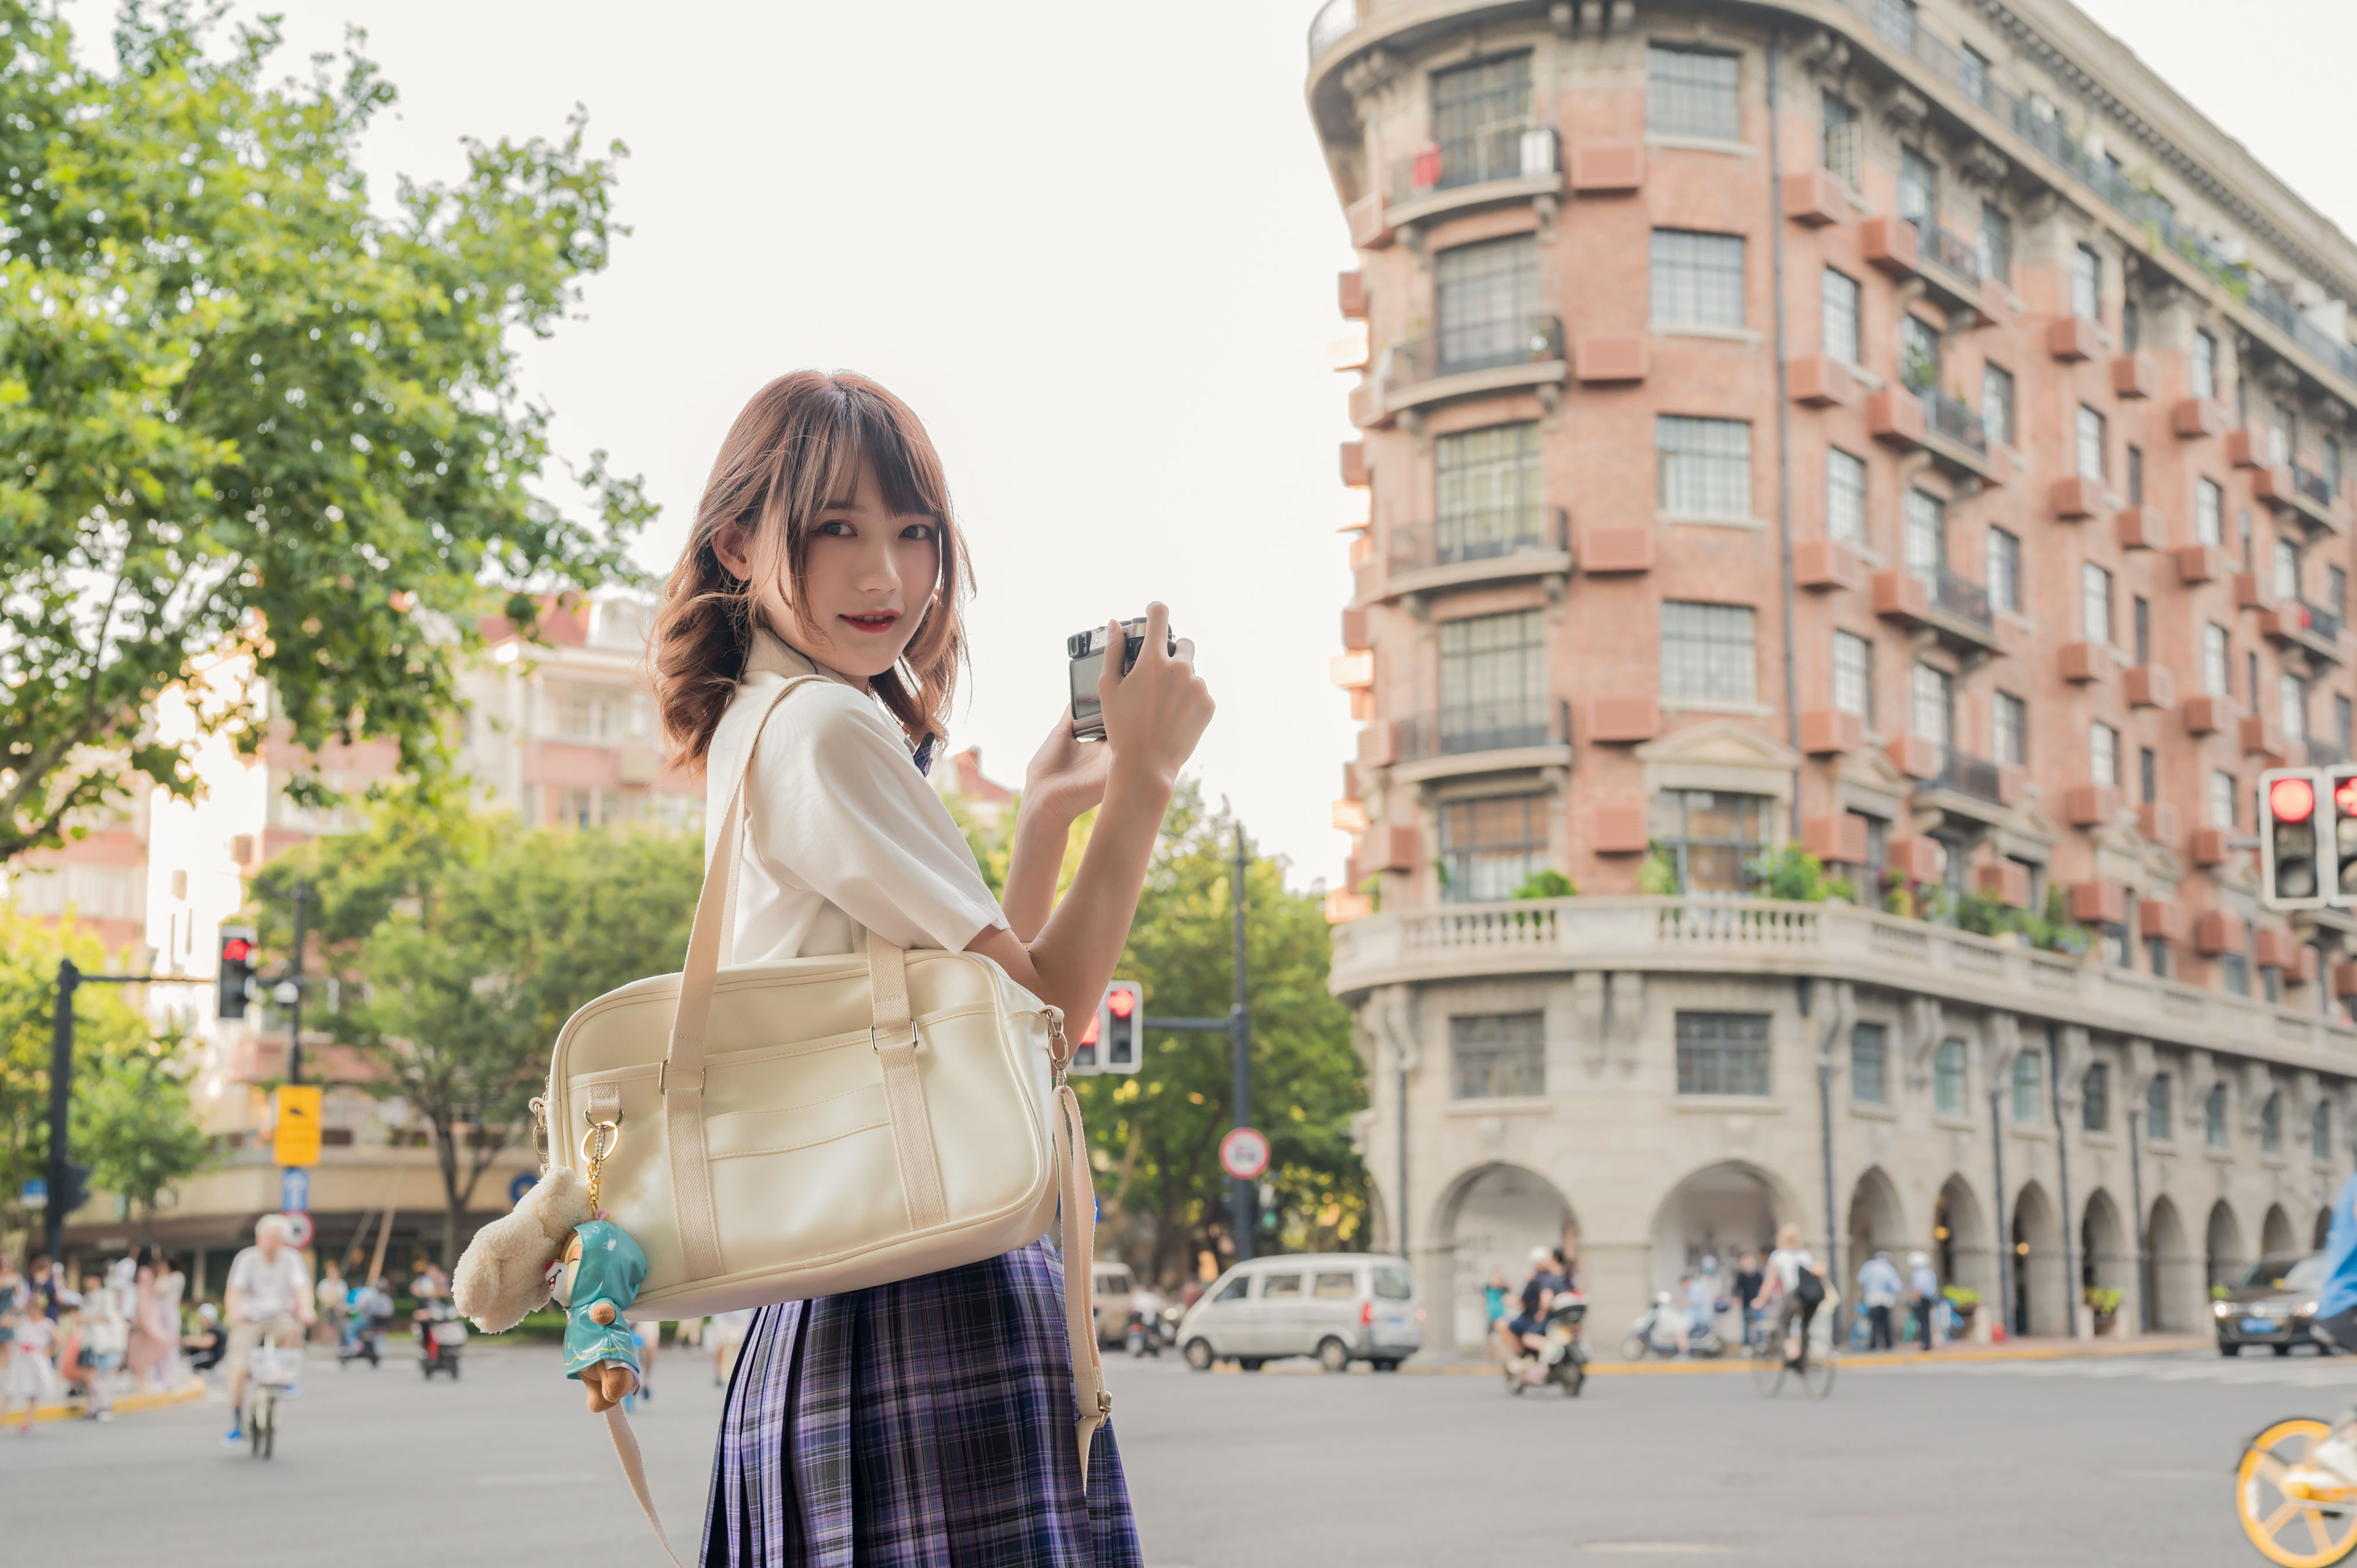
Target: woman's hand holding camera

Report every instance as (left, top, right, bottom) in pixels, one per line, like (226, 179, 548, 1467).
(1093, 603, 1212, 795)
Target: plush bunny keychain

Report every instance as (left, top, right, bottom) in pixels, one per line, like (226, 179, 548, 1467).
(453, 1103, 646, 1411)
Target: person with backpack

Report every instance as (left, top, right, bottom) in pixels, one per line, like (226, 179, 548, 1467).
(1753, 1223, 1825, 1370)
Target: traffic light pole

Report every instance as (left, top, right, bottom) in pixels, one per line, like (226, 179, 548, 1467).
(1230, 825, 1254, 1263)
(285, 880, 313, 1085)
(44, 961, 156, 1263)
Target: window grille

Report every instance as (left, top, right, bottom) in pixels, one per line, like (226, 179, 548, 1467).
(1430, 53, 1533, 190)
(1821, 93, 1860, 185)
(1435, 236, 1542, 373)
(2072, 244, 2101, 321)
(1677, 1012, 1771, 1096)
(1663, 791, 1766, 894)
(1436, 423, 1545, 563)
(2076, 405, 2107, 480)
(1833, 631, 1873, 720)
(1438, 610, 1548, 753)
(2081, 1062, 2110, 1133)
(1980, 364, 2015, 447)
(1934, 1039, 1968, 1116)
(1450, 1012, 1546, 1099)
(1652, 229, 1746, 329)
(1657, 415, 1752, 517)
(1821, 268, 1860, 364)
(2147, 1074, 2172, 1141)
(1439, 794, 1548, 904)
(1851, 1023, 1889, 1104)
(1661, 601, 1756, 706)
(1648, 46, 1740, 139)
(1994, 692, 2027, 767)
(1987, 527, 2020, 613)
(2010, 1051, 2041, 1124)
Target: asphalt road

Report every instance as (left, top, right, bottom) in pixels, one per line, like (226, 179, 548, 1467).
(4, 1336, 2343, 1565)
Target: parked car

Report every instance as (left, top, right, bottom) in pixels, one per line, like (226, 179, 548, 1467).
(1092, 1261, 1136, 1348)
(2215, 1250, 2324, 1356)
(1178, 1253, 1422, 1372)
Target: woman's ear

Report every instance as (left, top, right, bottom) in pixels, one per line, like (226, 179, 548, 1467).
(710, 521, 752, 582)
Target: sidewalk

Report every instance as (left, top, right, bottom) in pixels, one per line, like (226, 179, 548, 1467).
(1370, 1332, 2215, 1377)
(23, 1379, 207, 1423)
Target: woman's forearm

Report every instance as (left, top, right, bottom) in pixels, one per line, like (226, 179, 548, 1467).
(997, 804, 1073, 945)
(968, 762, 1172, 1027)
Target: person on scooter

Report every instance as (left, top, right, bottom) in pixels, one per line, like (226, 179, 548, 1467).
(1495, 1247, 1566, 1362)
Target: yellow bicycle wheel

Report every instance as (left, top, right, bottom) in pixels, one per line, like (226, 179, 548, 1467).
(2239, 1418, 2357, 1567)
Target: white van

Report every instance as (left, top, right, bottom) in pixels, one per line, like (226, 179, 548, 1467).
(1178, 1253, 1421, 1372)
(1091, 1260, 1136, 1347)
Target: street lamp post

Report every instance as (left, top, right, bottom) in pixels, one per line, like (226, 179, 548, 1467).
(1229, 825, 1254, 1263)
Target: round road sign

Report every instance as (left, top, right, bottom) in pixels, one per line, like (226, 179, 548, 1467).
(280, 1210, 314, 1250)
(1219, 1127, 1271, 1182)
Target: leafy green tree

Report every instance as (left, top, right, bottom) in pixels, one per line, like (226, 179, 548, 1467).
(1075, 789, 1366, 1286)
(0, 2, 649, 864)
(268, 795, 702, 1260)
(73, 1035, 211, 1229)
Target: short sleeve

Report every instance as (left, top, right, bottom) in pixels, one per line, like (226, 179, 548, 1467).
(750, 684, 1008, 954)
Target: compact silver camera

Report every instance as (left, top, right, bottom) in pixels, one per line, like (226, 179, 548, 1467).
(1068, 618, 1176, 741)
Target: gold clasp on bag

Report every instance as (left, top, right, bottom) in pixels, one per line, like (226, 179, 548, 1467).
(529, 1096, 552, 1174)
(581, 1110, 624, 1211)
(1044, 1006, 1069, 1086)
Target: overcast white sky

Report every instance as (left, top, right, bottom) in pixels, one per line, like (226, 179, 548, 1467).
(56, 0, 2357, 890)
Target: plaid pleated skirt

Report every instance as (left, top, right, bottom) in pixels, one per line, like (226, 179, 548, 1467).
(700, 1239, 1143, 1567)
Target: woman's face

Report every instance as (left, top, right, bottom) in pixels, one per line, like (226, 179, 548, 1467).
(716, 455, 942, 681)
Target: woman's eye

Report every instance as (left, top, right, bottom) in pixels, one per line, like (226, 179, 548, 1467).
(818, 520, 854, 537)
(901, 523, 936, 542)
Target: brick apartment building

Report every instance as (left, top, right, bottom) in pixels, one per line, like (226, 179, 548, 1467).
(1307, 0, 2357, 1351)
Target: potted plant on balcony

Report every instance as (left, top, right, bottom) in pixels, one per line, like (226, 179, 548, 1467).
(1637, 846, 1679, 897)
(1512, 869, 1579, 900)
(2086, 1286, 2124, 1335)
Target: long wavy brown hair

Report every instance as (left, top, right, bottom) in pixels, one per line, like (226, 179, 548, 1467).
(651, 371, 971, 772)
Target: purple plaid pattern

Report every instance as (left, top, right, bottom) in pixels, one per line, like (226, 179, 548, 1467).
(701, 1240, 1142, 1566)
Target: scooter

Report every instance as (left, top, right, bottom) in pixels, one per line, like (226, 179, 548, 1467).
(1621, 1292, 1728, 1360)
(415, 1299, 467, 1380)
(340, 1285, 391, 1368)
(1502, 1297, 1587, 1397)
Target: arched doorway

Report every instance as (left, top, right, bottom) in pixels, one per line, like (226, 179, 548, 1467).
(1933, 1175, 1993, 1303)
(2148, 1196, 2201, 1332)
(2207, 1200, 2247, 1291)
(2012, 1181, 2064, 1337)
(2262, 1203, 2297, 1258)
(2081, 1189, 2132, 1331)
(1649, 1161, 1787, 1296)
(1846, 1166, 1909, 1276)
(1435, 1164, 1576, 1351)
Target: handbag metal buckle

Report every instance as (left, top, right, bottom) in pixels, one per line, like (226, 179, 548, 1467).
(869, 1023, 921, 1053)
(659, 1062, 703, 1095)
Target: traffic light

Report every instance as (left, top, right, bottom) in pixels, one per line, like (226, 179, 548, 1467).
(2262, 768, 2326, 910)
(217, 925, 256, 1020)
(2330, 769, 2357, 906)
(1101, 981, 1143, 1073)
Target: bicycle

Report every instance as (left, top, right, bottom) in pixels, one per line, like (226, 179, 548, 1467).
(1749, 1311, 1837, 1400)
(2236, 1326, 2357, 1566)
(245, 1343, 302, 1461)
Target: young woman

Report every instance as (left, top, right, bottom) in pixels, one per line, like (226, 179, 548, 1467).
(652, 371, 1212, 1566)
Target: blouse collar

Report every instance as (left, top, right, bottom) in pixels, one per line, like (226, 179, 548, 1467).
(745, 625, 867, 695)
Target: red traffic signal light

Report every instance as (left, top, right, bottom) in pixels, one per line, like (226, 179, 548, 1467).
(2272, 776, 2317, 822)
(2336, 778, 2357, 817)
(1077, 1013, 1101, 1046)
(1108, 988, 1136, 1019)
(221, 937, 253, 963)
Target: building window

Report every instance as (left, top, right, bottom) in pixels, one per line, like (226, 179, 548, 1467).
(2248, 649, 2261, 709)
(553, 685, 642, 742)
(2283, 672, 2309, 745)
(1978, 202, 2011, 283)
(2261, 1091, 2283, 1155)
(1898, 146, 1936, 230)
(1657, 415, 1752, 517)
(2122, 299, 2141, 354)
(2329, 437, 2344, 495)
(1652, 229, 1746, 330)
(2147, 1073, 2173, 1141)
(2147, 935, 2172, 980)
(2103, 922, 2132, 970)
(1994, 691, 2027, 767)
(2193, 329, 2218, 400)
(1648, 45, 1740, 140)
(2270, 402, 2295, 466)
(2223, 949, 2251, 997)
(1435, 235, 1542, 374)
(1912, 663, 1953, 760)
(2333, 564, 2350, 617)
(1450, 1013, 1546, 1099)
(1438, 795, 1548, 904)
(2076, 405, 2107, 480)
(1430, 53, 1534, 189)
(2088, 721, 2119, 787)
(1980, 363, 2015, 447)
(2072, 243, 2101, 322)
(2202, 624, 2230, 696)
(2204, 1083, 2228, 1146)
(1827, 447, 1867, 546)
(2082, 1062, 2110, 1133)
(1900, 313, 1940, 394)
(1661, 601, 1756, 706)
(1851, 1023, 1889, 1105)
(2139, 747, 2157, 805)
(2277, 537, 2302, 602)
(1934, 1038, 1968, 1116)
(1822, 92, 1860, 185)
(2011, 1051, 2042, 1124)
(1663, 790, 1767, 894)
(2133, 595, 2151, 666)
(2316, 1101, 2334, 1161)
(2126, 444, 2144, 506)
(1833, 630, 1874, 721)
(2196, 479, 2224, 546)
(2211, 769, 2237, 829)
(2082, 562, 2112, 643)
(1436, 423, 1546, 563)
(1438, 609, 1547, 753)
(1873, 0, 1917, 50)
(2339, 695, 2354, 757)
(1988, 526, 2021, 614)
(1677, 1011, 1772, 1096)
(1904, 488, 1945, 580)
(1821, 267, 1860, 364)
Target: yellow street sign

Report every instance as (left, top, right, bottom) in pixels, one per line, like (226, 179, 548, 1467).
(274, 1085, 322, 1168)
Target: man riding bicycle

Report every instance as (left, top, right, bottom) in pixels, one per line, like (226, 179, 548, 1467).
(221, 1215, 315, 1447)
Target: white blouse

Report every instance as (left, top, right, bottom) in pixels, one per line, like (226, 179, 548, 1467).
(703, 628, 1008, 962)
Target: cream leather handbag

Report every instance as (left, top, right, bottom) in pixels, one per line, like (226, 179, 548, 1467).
(533, 675, 1108, 1553)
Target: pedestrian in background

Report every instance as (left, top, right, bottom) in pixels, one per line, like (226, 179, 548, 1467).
(1483, 1268, 1512, 1347)
(25, 1254, 63, 1321)
(3, 1302, 58, 1432)
(76, 1271, 125, 1394)
(1857, 1250, 1902, 1351)
(1732, 1251, 1764, 1348)
(125, 1247, 175, 1390)
(0, 1255, 21, 1351)
(55, 1299, 110, 1420)
(1907, 1251, 1941, 1351)
(316, 1260, 349, 1346)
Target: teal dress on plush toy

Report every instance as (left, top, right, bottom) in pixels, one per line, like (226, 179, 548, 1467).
(561, 1219, 647, 1389)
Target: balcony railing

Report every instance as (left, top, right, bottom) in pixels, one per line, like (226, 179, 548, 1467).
(1384, 314, 1565, 395)
(1306, 0, 1356, 62)
(1397, 698, 1572, 763)
(1926, 566, 1993, 628)
(1924, 390, 1988, 455)
(2295, 464, 2337, 509)
(1389, 509, 1568, 573)
(1392, 124, 1558, 203)
(1930, 749, 2006, 804)
(2304, 598, 2345, 643)
(1917, 221, 1982, 287)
